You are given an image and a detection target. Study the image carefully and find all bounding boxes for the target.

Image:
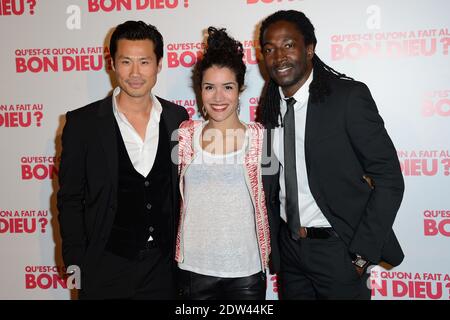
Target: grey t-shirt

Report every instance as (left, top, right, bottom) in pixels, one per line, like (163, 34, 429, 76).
(178, 125, 262, 277)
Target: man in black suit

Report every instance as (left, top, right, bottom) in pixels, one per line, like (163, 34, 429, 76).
(57, 21, 188, 299)
(258, 10, 405, 299)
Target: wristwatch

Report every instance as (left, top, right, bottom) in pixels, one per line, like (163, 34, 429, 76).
(351, 253, 369, 269)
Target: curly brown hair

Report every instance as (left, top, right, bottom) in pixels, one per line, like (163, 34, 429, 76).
(194, 27, 246, 92)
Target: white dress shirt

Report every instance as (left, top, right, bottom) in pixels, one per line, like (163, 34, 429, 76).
(273, 71, 331, 228)
(112, 87, 162, 177)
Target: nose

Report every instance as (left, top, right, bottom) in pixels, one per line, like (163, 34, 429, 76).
(131, 62, 140, 75)
(212, 87, 224, 102)
(273, 48, 286, 64)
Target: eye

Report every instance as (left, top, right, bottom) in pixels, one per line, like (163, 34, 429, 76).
(203, 85, 213, 91)
(285, 42, 293, 49)
(263, 47, 273, 54)
(141, 60, 149, 65)
(225, 85, 234, 90)
(120, 60, 130, 65)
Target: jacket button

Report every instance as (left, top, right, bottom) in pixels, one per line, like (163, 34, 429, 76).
(148, 226, 154, 233)
(144, 181, 150, 187)
(146, 203, 152, 210)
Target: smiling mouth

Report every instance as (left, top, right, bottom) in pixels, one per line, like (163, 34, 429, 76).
(275, 66, 292, 74)
(210, 104, 228, 112)
(128, 81, 144, 88)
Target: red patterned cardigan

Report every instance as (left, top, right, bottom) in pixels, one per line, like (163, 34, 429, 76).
(175, 120, 271, 270)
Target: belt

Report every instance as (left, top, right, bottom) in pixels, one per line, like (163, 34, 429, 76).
(293, 227, 339, 240)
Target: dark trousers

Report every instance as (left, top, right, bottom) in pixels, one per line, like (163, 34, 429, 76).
(278, 222, 371, 300)
(177, 269, 267, 300)
(80, 246, 175, 300)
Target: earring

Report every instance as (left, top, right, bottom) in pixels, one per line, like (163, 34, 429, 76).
(237, 99, 241, 115)
(202, 106, 207, 117)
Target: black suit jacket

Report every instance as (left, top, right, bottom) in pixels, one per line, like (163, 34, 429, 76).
(57, 95, 188, 289)
(262, 78, 405, 273)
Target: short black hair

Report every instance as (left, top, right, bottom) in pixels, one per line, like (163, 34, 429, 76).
(109, 20, 164, 63)
(194, 27, 246, 92)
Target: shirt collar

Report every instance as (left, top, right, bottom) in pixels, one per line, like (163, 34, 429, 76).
(112, 86, 162, 123)
(279, 69, 314, 110)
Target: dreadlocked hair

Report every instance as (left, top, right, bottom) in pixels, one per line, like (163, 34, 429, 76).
(258, 10, 354, 127)
(194, 27, 246, 92)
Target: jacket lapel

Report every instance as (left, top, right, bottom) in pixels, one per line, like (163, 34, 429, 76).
(96, 96, 118, 192)
(304, 96, 323, 173)
(262, 123, 280, 202)
(158, 98, 179, 211)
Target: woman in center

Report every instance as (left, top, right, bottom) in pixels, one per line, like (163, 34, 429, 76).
(176, 27, 271, 300)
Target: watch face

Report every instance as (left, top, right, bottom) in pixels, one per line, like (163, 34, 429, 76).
(355, 258, 368, 268)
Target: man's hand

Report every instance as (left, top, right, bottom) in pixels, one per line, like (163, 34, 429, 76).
(354, 265, 365, 277)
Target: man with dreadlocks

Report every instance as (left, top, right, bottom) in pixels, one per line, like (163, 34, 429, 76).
(258, 10, 404, 299)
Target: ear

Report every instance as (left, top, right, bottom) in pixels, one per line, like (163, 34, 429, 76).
(157, 59, 162, 73)
(306, 44, 315, 59)
(111, 60, 116, 72)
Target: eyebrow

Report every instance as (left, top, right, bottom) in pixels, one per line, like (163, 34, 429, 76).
(117, 55, 151, 60)
(262, 37, 294, 46)
(203, 82, 237, 86)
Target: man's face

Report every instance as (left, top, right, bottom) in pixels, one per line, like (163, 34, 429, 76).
(261, 20, 314, 97)
(112, 39, 162, 100)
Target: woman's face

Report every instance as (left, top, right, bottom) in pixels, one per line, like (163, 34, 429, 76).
(201, 65, 240, 125)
